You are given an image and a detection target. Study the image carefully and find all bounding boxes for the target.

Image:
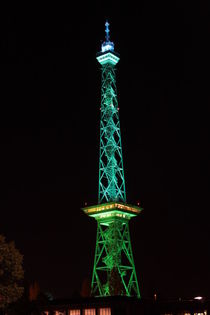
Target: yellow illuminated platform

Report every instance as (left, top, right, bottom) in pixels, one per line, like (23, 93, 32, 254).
(82, 202, 142, 222)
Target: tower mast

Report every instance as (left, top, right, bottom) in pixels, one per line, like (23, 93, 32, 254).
(98, 21, 126, 204)
(83, 21, 141, 298)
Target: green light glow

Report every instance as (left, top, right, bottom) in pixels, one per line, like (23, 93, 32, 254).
(97, 58, 125, 204)
(97, 52, 119, 65)
(83, 22, 141, 298)
(90, 217, 140, 297)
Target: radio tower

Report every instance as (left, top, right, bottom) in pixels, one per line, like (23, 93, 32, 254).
(83, 21, 142, 298)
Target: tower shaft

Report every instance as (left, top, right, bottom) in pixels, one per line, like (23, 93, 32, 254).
(98, 63, 126, 204)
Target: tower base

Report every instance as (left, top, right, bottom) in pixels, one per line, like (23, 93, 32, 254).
(82, 202, 142, 298)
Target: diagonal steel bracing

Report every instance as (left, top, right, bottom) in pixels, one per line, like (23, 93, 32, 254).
(98, 63, 126, 204)
(91, 220, 140, 297)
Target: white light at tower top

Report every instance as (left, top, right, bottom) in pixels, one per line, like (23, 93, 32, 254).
(101, 21, 114, 52)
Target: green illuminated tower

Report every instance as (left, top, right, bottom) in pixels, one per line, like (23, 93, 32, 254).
(83, 21, 142, 298)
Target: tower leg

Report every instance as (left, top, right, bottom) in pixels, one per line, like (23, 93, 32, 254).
(91, 219, 140, 298)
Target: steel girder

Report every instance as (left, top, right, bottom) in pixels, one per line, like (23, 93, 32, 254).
(98, 64, 126, 204)
(91, 219, 140, 298)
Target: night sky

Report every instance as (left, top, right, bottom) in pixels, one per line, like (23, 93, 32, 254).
(0, 2, 209, 300)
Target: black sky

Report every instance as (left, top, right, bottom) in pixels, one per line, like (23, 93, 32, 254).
(0, 1, 209, 299)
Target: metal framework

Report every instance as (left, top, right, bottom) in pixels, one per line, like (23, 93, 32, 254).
(83, 22, 141, 298)
(93, 220, 139, 296)
(98, 62, 126, 204)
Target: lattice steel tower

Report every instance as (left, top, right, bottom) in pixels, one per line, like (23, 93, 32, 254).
(83, 21, 142, 298)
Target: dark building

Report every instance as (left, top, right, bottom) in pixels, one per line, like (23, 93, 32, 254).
(40, 296, 209, 315)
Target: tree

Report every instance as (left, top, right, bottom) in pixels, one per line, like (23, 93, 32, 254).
(109, 267, 123, 296)
(0, 235, 24, 309)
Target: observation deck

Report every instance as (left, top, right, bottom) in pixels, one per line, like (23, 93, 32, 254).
(82, 202, 142, 224)
(96, 21, 120, 66)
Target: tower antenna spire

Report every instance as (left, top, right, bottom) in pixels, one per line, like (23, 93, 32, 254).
(101, 20, 114, 52)
(105, 20, 110, 42)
